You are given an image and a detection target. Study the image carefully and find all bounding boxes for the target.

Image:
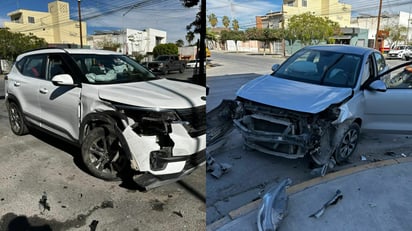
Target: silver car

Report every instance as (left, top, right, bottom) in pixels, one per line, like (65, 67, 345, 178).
(233, 45, 412, 166)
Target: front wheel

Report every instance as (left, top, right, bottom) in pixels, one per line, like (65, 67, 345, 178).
(334, 122, 360, 164)
(8, 102, 29, 136)
(81, 127, 128, 181)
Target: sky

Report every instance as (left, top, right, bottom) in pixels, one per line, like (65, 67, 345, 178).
(1, 0, 411, 43)
(206, 0, 412, 30)
(0, 0, 200, 44)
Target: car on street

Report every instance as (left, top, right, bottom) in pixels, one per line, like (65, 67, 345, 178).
(232, 45, 412, 167)
(387, 45, 412, 60)
(4, 48, 206, 188)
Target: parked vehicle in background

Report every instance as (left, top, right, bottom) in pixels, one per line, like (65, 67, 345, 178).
(4, 48, 206, 189)
(226, 45, 412, 168)
(143, 55, 186, 75)
(387, 45, 412, 60)
(186, 59, 210, 69)
(404, 49, 412, 61)
(0, 59, 12, 74)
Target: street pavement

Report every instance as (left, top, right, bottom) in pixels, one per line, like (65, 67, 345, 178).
(208, 157, 412, 231)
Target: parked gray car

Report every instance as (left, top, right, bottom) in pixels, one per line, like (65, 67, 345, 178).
(232, 45, 412, 166)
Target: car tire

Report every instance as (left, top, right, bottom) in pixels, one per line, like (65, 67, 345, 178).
(8, 101, 29, 136)
(179, 65, 185, 73)
(334, 122, 360, 164)
(81, 126, 128, 181)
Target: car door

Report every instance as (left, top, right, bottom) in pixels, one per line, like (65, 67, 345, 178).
(9, 54, 46, 126)
(37, 53, 82, 142)
(363, 52, 412, 133)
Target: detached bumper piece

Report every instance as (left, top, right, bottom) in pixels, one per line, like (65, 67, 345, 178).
(133, 150, 205, 190)
(257, 178, 292, 231)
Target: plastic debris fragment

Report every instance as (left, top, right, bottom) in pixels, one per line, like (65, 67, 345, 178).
(257, 178, 292, 231)
(309, 190, 343, 218)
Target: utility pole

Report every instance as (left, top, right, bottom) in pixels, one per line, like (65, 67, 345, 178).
(374, 0, 383, 51)
(197, 0, 206, 87)
(281, 2, 286, 57)
(78, 0, 83, 48)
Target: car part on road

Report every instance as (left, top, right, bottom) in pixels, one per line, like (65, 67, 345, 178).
(310, 158, 336, 177)
(89, 220, 99, 231)
(39, 192, 50, 213)
(207, 99, 239, 146)
(206, 151, 232, 178)
(257, 178, 292, 231)
(309, 189, 343, 218)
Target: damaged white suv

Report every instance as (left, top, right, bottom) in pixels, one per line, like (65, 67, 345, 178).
(234, 45, 412, 166)
(5, 48, 206, 188)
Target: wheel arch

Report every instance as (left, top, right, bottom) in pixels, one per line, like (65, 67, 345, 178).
(80, 111, 133, 161)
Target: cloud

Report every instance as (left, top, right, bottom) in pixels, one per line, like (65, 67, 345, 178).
(81, 4, 199, 43)
(207, 0, 280, 28)
(0, 16, 8, 28)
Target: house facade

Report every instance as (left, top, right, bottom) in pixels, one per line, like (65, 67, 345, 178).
(256, 0, 352, 29)
(88, 28, 166, 56)
(3, 0, 86, 46)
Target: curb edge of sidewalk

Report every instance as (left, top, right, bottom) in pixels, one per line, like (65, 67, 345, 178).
(207, 156, 412, 231)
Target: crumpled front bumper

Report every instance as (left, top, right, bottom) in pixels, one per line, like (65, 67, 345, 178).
(233, 114, 309, 159)
(122, 122, 206, 176)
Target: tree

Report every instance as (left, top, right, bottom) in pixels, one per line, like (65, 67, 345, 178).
(208, 13, 218, 28)
(384, 24, 408, 46)
(232, 19, 239, 31)
(206, 28, 218, 49)
(152, 43, 178, 57)
(186, 31, 195, 45)
(175, 39, 185, 47)
(286, 12, 340, 46)
(246, 27, 281, 55)
(0, 28, 47, 60)
(222, 16, 230, 29)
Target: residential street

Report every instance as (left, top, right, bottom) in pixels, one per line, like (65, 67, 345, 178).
(206, 51, 412, 226)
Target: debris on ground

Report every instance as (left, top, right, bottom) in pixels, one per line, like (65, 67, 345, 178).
(39, 192, 50, 212)
(310, 158, 336, 177)
(89, 220, 99, 231)
(206, 151, 232, 179)
(401, 153, 407, 157)
(384, 151, 396, 157)
(309, 189, 343, 218)
(257, 178, 292, 231)
(173, 210, 184, 218)
(361, 155, 367, 161)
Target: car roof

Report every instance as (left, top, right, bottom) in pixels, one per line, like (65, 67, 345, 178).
(16, 48, 121, 61)
(303, 45, 375, 56)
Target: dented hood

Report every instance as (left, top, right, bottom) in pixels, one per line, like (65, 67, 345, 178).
(236, 75, 353, 114)
(98, 78, 206, 109)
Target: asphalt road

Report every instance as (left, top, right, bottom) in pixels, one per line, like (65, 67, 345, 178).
(206, 51, 412, 225)
(0, 72, 206, 231)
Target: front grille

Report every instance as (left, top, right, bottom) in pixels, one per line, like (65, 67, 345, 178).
(176, 105, 206, 137)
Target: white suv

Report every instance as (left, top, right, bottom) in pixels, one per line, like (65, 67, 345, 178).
(4, 48, 206, 188)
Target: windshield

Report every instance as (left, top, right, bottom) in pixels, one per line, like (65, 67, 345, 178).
(71, 54, 157, 84)
(155, 56, 170, 61)
(274, 48, 362, 88)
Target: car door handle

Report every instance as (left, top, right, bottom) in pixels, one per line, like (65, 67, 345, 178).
(13, 81, 20, 87)
(39, 88, 48, 94)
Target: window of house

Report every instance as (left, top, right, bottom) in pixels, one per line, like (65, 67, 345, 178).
(302, 0, 307, 7)
(287, 0, 295, 6)
(28, 16, 35, 24)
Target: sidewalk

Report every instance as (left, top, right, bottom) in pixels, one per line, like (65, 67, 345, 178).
(208, 157, 412, 231)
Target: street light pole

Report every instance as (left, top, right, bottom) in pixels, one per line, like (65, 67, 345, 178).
(374, 0, 383, 51)
(78, 0, 83, 48)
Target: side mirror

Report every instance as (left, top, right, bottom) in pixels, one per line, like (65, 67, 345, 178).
(368, 80, 387, 92)
(51, 74, 77, 86)
(271, 64, 280, 72)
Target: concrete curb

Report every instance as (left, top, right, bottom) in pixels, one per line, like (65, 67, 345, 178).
(207, 156, 412, 231)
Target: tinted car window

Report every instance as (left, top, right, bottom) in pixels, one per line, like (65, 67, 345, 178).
(19, 55, 45, 78)
(275, 48, 362, 88)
